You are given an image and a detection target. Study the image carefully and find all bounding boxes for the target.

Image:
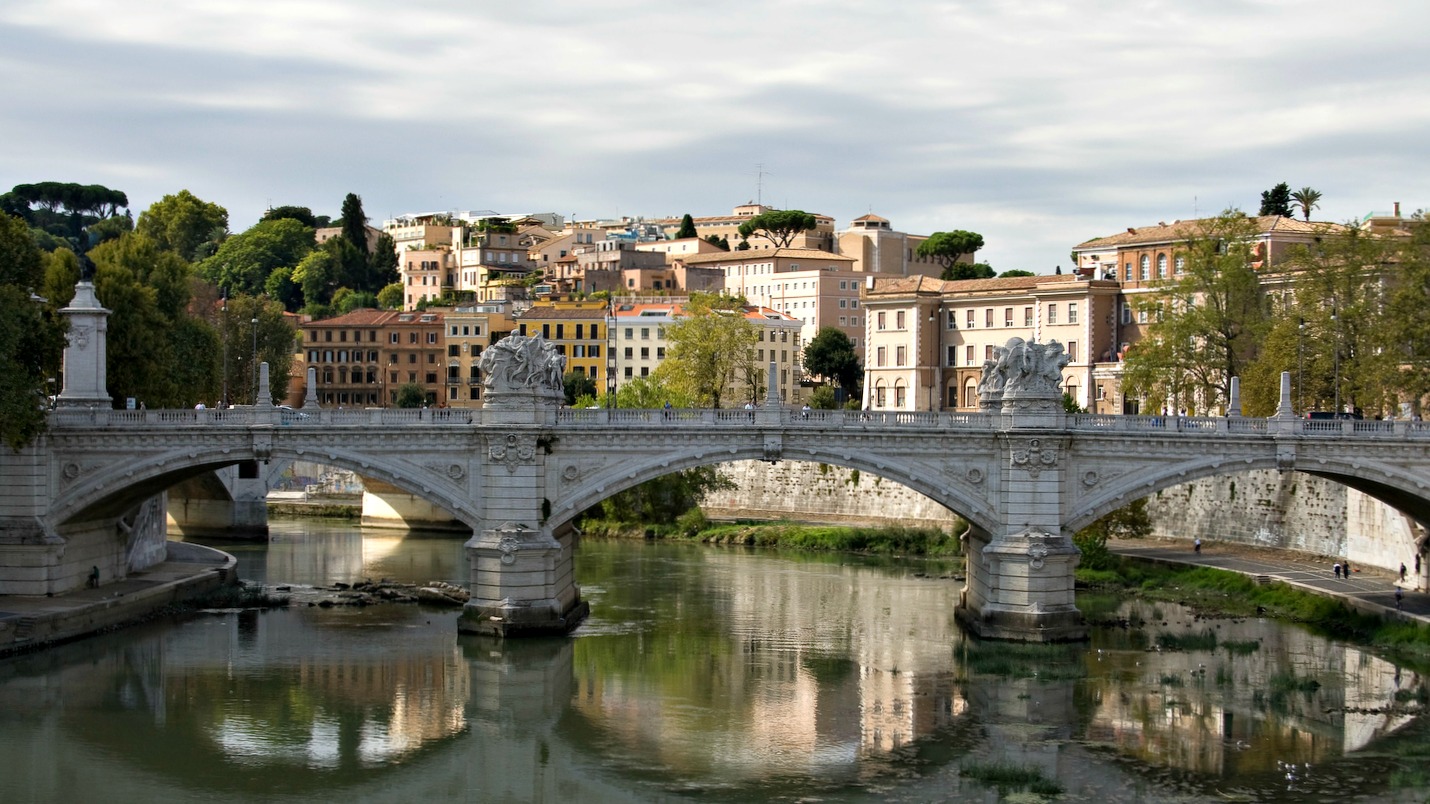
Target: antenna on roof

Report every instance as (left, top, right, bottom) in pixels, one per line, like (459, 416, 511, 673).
(754, 163, 772, 206)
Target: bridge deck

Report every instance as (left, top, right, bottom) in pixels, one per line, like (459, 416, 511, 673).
(47, 407, 1430, 438)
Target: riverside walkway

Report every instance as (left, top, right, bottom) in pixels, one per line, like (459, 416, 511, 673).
(1109, 538, 1430, 624)
(0, 542, 235, 656)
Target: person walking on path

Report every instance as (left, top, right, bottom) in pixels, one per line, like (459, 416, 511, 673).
(1344, 559, 1353, 576)
(1334, 563, 1342, 579)
(1396, 586, 1404, 610)
(1403, 563, 1409, 582)
(1193, 538, 1201, 554)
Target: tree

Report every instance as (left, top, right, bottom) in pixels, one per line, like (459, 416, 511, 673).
(917, 230, 986, 280)
(563, 370, 597, 405)
(1383, 223, 1430, 414)
(340, 193, 369, 257)
(135, 190, 229, 262)
(676, 213, 697, 240)
(1290, 187, 1322, 222)
(736, 209, 816, 249)
(999, 269, 1035, 278)
(802, 326, 861, 399)
(367, 232, 400, 293)
(0, 213, 66, 448)
(377, 282, 404, 310)
(653, 293, 759, 408)
(705, 234, 730, 251)
(196, 217, 315, 297)
(1259, 182, 1293, 217)
(395, 382, 426, 408)
(1121, 211, 1270, 414)
(261, 206, 319, 229)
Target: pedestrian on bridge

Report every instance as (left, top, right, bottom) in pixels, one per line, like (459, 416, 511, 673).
(1396, 586, 1404, 610)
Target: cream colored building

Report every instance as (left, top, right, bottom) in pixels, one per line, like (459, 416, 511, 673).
(674, 248, 863, 357)
(654, 203, 838, 253)
(835, 214, 944, 277)
(862, 274, 1122, 412)
(610, 299, 805, 405)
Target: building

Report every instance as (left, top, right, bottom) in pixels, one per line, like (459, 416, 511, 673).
(861, 274, 1122, 412)
(513, 300, 610, 389)
(299, 309, 446, 407)
(835, 214, 944, 277)
(654, 203, 838, 253)
(609, 298, 806, 404)
(438, 302, 516, 408)
(675, 248, 863, 356)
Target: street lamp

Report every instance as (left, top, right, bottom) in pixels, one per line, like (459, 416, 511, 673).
(1297, 317, 1304, 414)
(1331, 308, 1340, 417)
(221, 293, 229, 408)
(251, 317, 259, 404)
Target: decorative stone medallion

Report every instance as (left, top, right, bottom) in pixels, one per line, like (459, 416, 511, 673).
(1011, 438, 1058, 477)
(490, 433, 537, 473)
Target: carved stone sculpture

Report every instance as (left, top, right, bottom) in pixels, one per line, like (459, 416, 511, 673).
(479, 335, 566, 399)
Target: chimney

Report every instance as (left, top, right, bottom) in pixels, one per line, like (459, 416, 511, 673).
(1127, 227, 1137, 234)
(1395, 201, 1401, 218)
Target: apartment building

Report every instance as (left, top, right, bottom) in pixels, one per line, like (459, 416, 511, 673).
(609, 298, 805, 404)
(675, 248, 863, 357)
(654, 203, 838, 253)
(861, 275, 1121, 412)
(299, 309, 446, 407)
(438, 302, 515, 408)
(513, 300, 610, 388)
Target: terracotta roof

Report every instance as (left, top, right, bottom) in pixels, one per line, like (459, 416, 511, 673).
(1074, 215, 1351, 250)
(515, 306, 609, 320)
(865, 273, 1097, 297)
(852, 213, 890, 223)
(304, 309, 398, 327)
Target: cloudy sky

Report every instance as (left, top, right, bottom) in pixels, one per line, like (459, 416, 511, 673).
(2, 1, 1426, 271)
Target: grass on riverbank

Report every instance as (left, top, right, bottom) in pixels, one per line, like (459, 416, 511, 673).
(1078, 559, 1430, 658)
(579, 516, 963, 558)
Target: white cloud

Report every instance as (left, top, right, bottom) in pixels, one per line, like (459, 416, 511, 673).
(2, 0, 1427, 270)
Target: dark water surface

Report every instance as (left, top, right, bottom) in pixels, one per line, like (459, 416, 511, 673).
(0, 519, 1425, 803)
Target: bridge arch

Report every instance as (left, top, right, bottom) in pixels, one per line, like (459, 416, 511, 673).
(1066, 454, 1430, 535)
(48, 444, 477, 533)
(548, 447, 998, 536)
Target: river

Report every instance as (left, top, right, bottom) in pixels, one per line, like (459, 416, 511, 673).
(0, 519, 1425, 803)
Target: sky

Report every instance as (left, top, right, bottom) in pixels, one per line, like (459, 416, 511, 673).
(3, 0, 1427, 272)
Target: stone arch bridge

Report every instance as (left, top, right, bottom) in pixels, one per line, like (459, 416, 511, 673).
(7, 380, 1430, 642)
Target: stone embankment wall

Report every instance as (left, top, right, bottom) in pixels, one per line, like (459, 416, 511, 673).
(1142, 470, 1422, 573)
(699, 460, 963, 530)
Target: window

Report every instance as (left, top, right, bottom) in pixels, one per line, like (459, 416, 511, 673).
(947, 345, 957, 366)
(641, 327, 650, 340)
(965, 345, 974, 365)
(1068, 302, 1078, 324)
(640, 347, 649, 359)
(1048, 304, 1058, 325)
(1156, 254, 1167, 278)
(1067, 340, 1078, 362)
(966, 309, 975, 328)
(984, 309, 993, 328)
(875, 384, 886, 407)
(895, 346, 906, 365)
(876, 346, 887, 367)
(1024, 306, 1033, 326)
(1004, 307, 1013, 326)
(448, 345, 460, 357)
(947, 310, 957, 329)
(1139, 255, 1150, 280)
(1121, 303, 1131, 325)
(1125, 263, 1133, 281)
(1138, 309, 1149, 324)
(896, 311, 905, 329)
(1175, 255, 1186, 275)
(877, 312, 887, 330)
(985, 345, 994, 361)
(624, 347, 633, 359)
(894, 383, 906, 408)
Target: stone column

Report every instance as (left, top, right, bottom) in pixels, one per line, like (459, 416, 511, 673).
(957, 338, 1087, 642)
(56, 281, 111, 408)
(457, 336, 589, 637)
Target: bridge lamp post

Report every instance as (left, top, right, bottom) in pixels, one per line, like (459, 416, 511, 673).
(1331, 308, 1341, 416)
(221, 293, 228, 408)
(1297, 318, 1304, 414)
(251, 317, 259, 404)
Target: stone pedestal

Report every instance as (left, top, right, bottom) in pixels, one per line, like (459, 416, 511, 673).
(457, 523, 588, 637)
(56, 281, 111, 409)
(957, 529, 1086, 642)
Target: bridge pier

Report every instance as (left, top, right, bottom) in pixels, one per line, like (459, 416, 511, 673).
(456, 337, 589, 638)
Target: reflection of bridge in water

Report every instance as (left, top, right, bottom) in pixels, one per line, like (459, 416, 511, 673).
(0, 544, 1419, 801)
(8, 281, 1430, 641)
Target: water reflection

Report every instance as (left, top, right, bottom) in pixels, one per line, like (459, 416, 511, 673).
(0, 529, 1423, 803)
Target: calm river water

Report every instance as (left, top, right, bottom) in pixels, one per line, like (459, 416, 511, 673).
(0, 519, 1426, 803)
